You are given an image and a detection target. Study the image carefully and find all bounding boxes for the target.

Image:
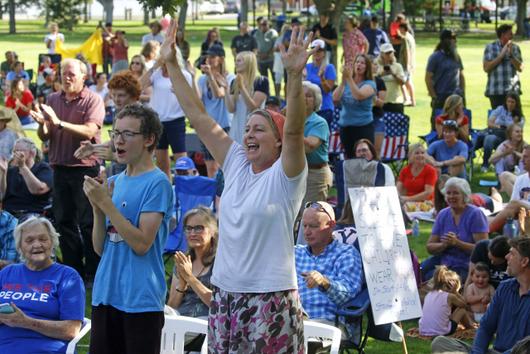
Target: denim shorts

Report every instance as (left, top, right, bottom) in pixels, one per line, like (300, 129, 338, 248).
(374, 117, 386, 134)
(157, 117, 186, 153)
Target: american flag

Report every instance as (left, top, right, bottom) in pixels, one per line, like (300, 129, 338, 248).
(380, 112, 409, 162)
(328, 106, 344, 154)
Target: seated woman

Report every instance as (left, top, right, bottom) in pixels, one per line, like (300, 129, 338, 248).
(422, 177, 489, 282)
(476, 93, 524, 171)
(0, 138, 53, 220)
(0, 216, 85, 353)
(167, 206, 216, 317)
(5, 78, 35, 127)
(434, 94, 469, 142)
(490, 124, 525, 178)
(397, 143, 437, 202)
(426, 120, 468, 178)
(354, 138, 395, 186)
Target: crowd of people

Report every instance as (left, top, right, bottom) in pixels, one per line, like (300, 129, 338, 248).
(0, 11, 529, 354)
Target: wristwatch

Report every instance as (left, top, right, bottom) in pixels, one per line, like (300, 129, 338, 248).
(58, 121, 64, 129)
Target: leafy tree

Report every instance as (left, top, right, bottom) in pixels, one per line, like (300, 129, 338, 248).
(45, 0, 84, 31)
(137, 0, 183, 17)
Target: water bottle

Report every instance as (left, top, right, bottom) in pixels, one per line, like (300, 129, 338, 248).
(503, 218, 518, 238)
(412, 218, 420, 238)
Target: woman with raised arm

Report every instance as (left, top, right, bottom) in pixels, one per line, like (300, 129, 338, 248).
(161, 19, 314, 353)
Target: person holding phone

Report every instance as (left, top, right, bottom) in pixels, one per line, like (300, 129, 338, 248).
(375, 43, 406, 114)
(0, 217, 85, 353)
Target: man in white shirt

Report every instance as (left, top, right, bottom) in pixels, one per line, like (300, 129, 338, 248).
(490, 145, 530, 234)
(44, 23, 64, 54)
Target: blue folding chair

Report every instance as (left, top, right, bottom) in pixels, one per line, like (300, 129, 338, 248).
(164, 175, 217, 254)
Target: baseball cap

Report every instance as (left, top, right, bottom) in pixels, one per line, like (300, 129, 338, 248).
(205, 44, 225, 57)
(310, 39, 326, 50)
(440, 29, 456, 41)
(442, 120, 459, 130)
(380, 43, 395, 53)
(174, 156, 196, 170)
(266, 96, 281, 107)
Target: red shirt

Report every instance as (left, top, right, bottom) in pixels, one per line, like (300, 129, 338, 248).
(5, 90, 34, 118)
(398, 164, 437, 200)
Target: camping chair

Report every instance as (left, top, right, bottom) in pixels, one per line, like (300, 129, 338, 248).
(380, 112, 410, 175)
(164, 175, 217, 254)
(160, 316, 208, 354)
(65, 318, 91, 354)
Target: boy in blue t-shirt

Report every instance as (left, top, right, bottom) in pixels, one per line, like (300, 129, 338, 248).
(83, 104, 173, 354)
(427, 120, 468, 178)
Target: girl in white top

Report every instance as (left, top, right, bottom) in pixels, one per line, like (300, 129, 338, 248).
(223, 51, 269, 144)
(162, 20, 315, 352)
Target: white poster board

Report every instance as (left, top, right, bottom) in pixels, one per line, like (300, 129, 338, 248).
(349, 186, 422, 326)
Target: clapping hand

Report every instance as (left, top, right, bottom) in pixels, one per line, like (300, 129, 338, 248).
(12, 151, 25, 169)
(83, 170, 114, 209)
(280, 26, 315, 75)
(29, 105, 46, 125)
(40, 104, 61, 126)
(74, 141, 114, 161)
(441, 232, 458, 247)
(174, 251, 193, 282)
(342, 65, 353, 82)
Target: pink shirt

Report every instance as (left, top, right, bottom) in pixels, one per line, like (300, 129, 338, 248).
(342, 29, 368, 69)
(419, 290, 452, 336)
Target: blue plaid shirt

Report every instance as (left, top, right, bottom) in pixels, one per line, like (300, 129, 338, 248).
(0, 211, 18, 263)
(483, 40, 522, 96)
(295, 240, 363, 322)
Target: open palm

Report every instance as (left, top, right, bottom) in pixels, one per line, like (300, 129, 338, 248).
(159, 19, 179, 67)
(280, 27, 315, 74)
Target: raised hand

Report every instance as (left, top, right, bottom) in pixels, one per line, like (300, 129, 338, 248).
(280, 26, 315, 75)
(159, 19, 179, 67)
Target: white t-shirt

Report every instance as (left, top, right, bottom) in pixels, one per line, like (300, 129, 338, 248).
(142, 33, 165, 46)
(511, 173, 530, 203)
(89, 84, 114, 107)
(149, 69, 192, 122)
(212, 143, 307, 293)
(44, 33, 65, 54)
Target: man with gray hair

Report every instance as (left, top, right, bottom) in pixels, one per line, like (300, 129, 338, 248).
(29, 58, 104, 284)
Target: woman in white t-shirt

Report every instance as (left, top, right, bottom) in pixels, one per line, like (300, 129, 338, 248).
(44, 23, 64, 54)
(162, 20, 315, 352)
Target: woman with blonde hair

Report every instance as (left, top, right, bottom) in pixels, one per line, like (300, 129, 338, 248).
(435, 94, 469, 142)
(397, 142, 437, 202)
(129, 54, 151, 103)
(224, 51, 269, 144)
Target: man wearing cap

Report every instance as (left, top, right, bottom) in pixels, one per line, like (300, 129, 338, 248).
(426, 29, 465, 130)
(295, 201, 363, 339)
(0, 109, 17, 160)
(483, 24, 523, 109)
(142, 21, 164, 46)
(174, 156, 198, 176)
(29, 58, 104, 283)
(265, 96, 282, 112)
(253, 18, 278, 79)
(426, 120, 468, 178)
(230, 22, 258, 59)
(362, 16, 389, 57)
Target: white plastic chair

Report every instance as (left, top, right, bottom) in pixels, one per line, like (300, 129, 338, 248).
(65, 317, 91, 354)
(304, 320, 342, 354)
(160, 315, 208, 354)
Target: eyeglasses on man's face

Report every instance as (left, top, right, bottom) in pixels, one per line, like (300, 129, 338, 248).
(108, 130, 143, 141)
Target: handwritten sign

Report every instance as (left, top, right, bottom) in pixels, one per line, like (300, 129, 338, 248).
(349, 186, 422, 325)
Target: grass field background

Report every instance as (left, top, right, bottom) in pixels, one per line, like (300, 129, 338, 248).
(1, 18, 527, 353)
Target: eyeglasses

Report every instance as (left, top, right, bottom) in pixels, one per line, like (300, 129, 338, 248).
(108, 130, 143, 141)
(305, 201, 332, 220)
(184, 225, 205, 234)
(131, 61, 142, 65)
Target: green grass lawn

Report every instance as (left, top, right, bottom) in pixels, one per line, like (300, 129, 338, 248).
(0, 18, 523, 353)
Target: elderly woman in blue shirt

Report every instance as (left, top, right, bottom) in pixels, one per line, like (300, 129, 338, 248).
(332, 53, 376, 159)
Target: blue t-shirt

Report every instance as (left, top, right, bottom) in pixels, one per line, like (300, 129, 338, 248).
(339, 80, 376, 127)
(426, 51, 463, 97)
(304, 112, 329, 164)
(198, 73, 235, 129)
(427, 140, 468, 175)
(92, 168, 174, 313)
(432, 205, 489, 272)
(0, 263, 85, 354)
(305, 62, 336, 111)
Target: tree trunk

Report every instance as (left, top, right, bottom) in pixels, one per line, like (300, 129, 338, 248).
(143, 5, 149, 25)
(241, 0, 248, 23)
(0, 0, 3, 20)
(151, 8, 156, 19)
(96, 0, 113, 24)
(516, 0, 528, 36)
(8, 0, 15, 34)
(83, 0, 88, 23)
(178, 1, 187, 30)
(390, 0, 404, 24)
